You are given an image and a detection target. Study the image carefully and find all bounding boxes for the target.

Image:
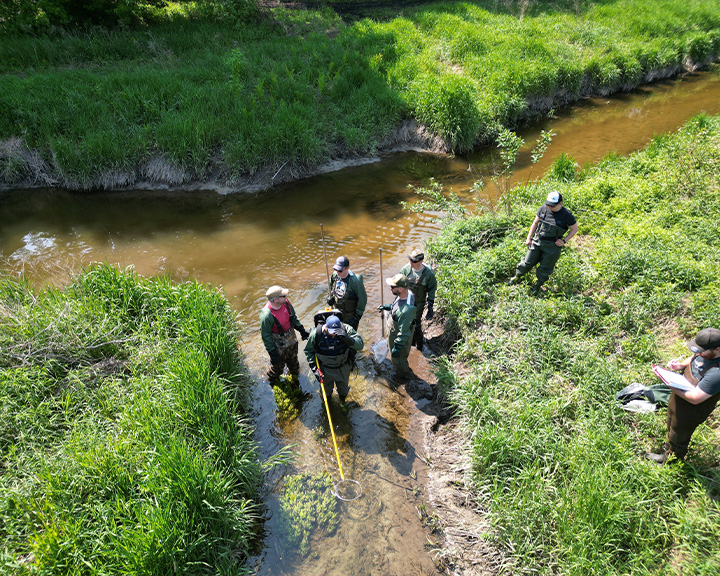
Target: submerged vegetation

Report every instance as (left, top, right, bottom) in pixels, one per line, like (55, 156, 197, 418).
(428, 113, 720, 574)
(0, 264, 262, 574)
(1, 1, 720, 188)
(277, 471, 339, 557)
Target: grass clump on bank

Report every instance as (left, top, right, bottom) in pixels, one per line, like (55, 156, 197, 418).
(427, 113, 720, 574)
(0, 264, 262, 574)
(1, 1, 720, 189)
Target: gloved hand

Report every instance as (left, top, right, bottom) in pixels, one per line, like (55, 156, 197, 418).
(327, 296, 336, 306)
(269, 349, 281, 365)
(425, 301, 434, 321)
(391, 346, 401, 358)
(334, 324, 347, 338)
(299, 327, 310, 341)
(310, 365, 321, 382)
(353, 314, 362, 325)
(377, 304, 391, 312)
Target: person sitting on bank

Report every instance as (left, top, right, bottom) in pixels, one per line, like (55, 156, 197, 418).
(400, 248, 437, 351)
(327, 256, 367, 330)
(377, 274, 417, 380)
(260, 285, 310, 386)
(646, 328, 720, 464)
(508, 191, 578, 294)
(305, 314, 363, 407)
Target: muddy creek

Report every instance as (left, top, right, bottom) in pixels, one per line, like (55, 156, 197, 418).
(1, 70, 719, 575)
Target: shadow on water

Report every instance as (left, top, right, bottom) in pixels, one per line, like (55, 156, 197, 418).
(1, 69, 720, 574)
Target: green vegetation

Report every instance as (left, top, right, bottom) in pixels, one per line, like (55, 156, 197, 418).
(277, 471, 339, 557)
(2, 1, 720, 188)
(0, 264, 263, 574)
(427, 113, 720, 574)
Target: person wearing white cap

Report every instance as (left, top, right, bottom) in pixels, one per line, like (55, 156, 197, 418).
(646, 328, 720, 464)
(508, 190, 578, 293)
(259, 285, 310, 386)
(327, 255, 367, 330)
(304, 314, 363, 407)
(400, 248, 437, 351)
(377, 274, 417, 379)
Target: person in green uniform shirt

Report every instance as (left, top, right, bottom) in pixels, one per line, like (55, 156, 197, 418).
(327, 256, 367, 330)
(377, 274, 417, 379)
(305, 314, 364, 406)
(508, 191, 578, 293)
(259, 285, 309, 386)
(400, 248, 437, 350)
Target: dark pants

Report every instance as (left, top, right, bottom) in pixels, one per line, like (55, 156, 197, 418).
(515, 239, 562, 284)
(412, 300, 425, 350)
(666, 391, 720, 459)
(267, 342, 300, 384)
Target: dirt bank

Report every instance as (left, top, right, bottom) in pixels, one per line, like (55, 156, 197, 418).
(1, 59, 715, 194)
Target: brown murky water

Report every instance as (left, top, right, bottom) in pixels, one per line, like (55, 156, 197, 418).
(1, 69, 719, 575)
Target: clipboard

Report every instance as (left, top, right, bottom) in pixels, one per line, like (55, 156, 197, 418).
(651, 364, 694, 392)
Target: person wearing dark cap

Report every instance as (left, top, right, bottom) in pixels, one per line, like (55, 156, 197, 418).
(508, 190, 578, 294)
(260, 285, 310, 386)
(327, 256, 367, 330)
(377, 274, 417, 379)
(400, 248, 437, 350)
(305, 314, 364, 406)
(646, 328, 720, 464)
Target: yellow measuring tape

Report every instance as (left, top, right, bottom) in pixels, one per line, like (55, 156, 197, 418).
(315, 354, 344, 480)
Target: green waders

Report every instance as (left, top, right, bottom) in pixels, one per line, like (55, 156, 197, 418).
(386, 312, 414, 378)
(316, 349, 352, 399)
(406, 275, 427, 350)
(515, 218, 565, 286)
(268, 330, 300, 384)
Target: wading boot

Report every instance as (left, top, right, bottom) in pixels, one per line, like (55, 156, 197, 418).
(339, 395, 349, 413)
(530, 281, 544, 295)
(507, 274, 522, 286)
(645, 443, 675, 465)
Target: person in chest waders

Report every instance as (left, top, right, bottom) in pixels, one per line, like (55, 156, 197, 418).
(305, 314, 364, 408)
(377, 274, 417, 380)
(400, 248, 437, 351)
(508, 191, 578, 294)
(646, 328, 720, 465)
(327, 256, 367, 330)
(259, 286, 310, 387)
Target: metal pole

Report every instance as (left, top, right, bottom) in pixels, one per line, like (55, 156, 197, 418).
(320, 224, 331, 292)
(379, 248, 385, 338)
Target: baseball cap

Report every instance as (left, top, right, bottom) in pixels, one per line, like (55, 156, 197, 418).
(386, 273, 409, 288)
(546, 191, 563, 206)
(325, 315, 343, 335)
(333, 256, 350, 271)
(266, 285, 289, 300)
(408, 248, 425, 262)
(688, 328, 720, 353)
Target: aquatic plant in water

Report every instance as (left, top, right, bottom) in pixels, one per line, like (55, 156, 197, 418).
(272, 375, 305, 420)
(277, 471, 339, 556)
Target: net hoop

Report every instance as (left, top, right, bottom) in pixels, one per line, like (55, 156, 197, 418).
(333, 478, 362, 501)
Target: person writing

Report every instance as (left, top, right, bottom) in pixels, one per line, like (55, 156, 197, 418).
(646, 328, 720, 464)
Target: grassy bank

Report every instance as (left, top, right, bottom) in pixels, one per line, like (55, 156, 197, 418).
(1, 1, 720, 189)
(0, 264, 262, 574)
(427, 113, 720, 574)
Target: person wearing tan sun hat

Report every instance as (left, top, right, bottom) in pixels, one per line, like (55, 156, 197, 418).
(259, 285, 310, 387)
(377, 274, 417, 379)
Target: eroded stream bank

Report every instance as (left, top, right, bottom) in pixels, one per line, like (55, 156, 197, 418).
(0, 70, 719, 575)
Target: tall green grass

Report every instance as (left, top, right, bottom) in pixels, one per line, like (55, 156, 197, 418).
(427, 113, 720, 574)
(0, 264, 262, 574)
(1, 1, 719, 188)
